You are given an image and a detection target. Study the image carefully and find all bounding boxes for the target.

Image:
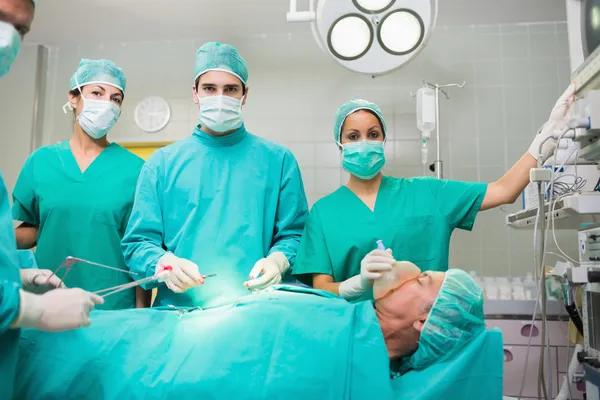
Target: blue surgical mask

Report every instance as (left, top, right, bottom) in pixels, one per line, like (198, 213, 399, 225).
(197, 94, 244, 133)
(0, 21, 21, 77)
(76, 97, 121, 139)
(341, 140, 386, 180)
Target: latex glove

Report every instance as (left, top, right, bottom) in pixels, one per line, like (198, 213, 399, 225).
(528, 83, 576, 163)
(338, 249, 395, 300)
(245, 252, 290, 291)
(12, 288, 104, 332)
(20, 268, 65, 294)
(157, 253, 204, 293)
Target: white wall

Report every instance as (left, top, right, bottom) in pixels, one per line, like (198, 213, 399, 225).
(36, 22, 577, 277)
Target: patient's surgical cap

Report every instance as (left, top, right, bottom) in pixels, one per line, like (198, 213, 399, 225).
(403, 269, 485, 372)
(194, 42, 248, 85)
(333, 99, 387, 143)
(69, 59, 126, 93)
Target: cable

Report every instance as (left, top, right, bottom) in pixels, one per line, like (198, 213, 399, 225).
(546, 320, 554, 398)
(537, 182, 549, 400)
(551, 193, 581, 265)
(518, 204, 543, 399)
(549, 146, 578, 188)
(546, 251, 572, 263)
(530, 117, 589, 399)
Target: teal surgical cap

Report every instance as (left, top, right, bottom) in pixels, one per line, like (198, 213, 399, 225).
(194, 42, 248, 85)
(333, 99, 387, 143)
(69, 59, 126, 93)
(402, 269, 485, 372)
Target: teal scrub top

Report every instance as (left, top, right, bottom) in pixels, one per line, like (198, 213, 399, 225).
(12, 141, 144, 310)
(122, 125, 309, 309)
(293, 176, 487, 299)
(0, 170, 22, 398)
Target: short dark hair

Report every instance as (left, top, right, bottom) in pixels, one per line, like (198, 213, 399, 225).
(194, 76, 246, 95)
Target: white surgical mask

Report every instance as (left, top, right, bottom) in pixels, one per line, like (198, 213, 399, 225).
(0, 21, 21, 77)
(63, 77, 122, 139)
(76, 98, 121, 139)
(197, 94, 244, 133)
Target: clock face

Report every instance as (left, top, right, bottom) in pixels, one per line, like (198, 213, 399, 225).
(134, 97, 171, 133)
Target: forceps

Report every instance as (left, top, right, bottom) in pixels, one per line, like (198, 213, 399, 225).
(46, 256, 140, 287)
(93, 272, 218, 298)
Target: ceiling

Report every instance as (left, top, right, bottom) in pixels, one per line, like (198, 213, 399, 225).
(26, 0, 567, 46)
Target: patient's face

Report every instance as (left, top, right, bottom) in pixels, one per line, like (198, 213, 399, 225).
(378, 271, 445, 330)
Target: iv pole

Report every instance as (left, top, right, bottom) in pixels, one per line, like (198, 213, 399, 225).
(410, 80, 466, 179)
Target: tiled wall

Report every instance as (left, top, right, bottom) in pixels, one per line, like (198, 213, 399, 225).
(40, 22, 578, 277)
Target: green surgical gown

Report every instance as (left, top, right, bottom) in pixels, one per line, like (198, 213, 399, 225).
(0, 170, 22, 398)
(12, 141, 144, 310)
(121, 125, 308, 309)
(293, 176, 487, 300)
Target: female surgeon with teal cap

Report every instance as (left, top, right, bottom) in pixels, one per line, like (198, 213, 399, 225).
(294, 88, 575, 301)
(11, 59, 149, 309)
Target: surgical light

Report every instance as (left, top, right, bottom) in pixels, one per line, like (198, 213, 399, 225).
(329, 15, 373, 59)
(286, 0, 438, 75)
(378, 10, 424, 54)
(353, 0, 395, 13)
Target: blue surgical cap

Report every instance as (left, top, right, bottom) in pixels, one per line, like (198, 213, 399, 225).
(69, 59, 126, 93)
(333, 99, 387, 143)
(402, 269, 485, 372)
(194, 42, 248, 85)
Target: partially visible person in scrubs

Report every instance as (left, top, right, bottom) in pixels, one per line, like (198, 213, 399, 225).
(122, 42, 308, 308)
(1, 0, 104, 396)
(294, 88, 575, 300)
(12, 58, 149, 309)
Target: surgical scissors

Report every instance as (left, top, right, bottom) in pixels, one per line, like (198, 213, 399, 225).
(94, 273, 217, 298)
(46, 256, 139, 287)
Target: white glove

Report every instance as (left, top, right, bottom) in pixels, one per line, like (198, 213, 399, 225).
(245, 252, 290, 291)
(20, 268, 66, 294)
(12, 288, 104, 332)
(528, 83, 576, 163)
(338, 249, 395, 300)
(157, 253, 204, 293)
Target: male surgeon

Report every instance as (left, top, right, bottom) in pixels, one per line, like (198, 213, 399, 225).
(122, 42, 308, 308)
(0, 0, 104, 396)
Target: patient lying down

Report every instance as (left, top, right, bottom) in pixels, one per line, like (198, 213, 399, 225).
(373, 264, 485, 373)
(15, 265, 485, 399)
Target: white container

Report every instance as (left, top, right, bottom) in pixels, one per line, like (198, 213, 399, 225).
(416, 87, 436, 140)
(497, 277, 512, 300)
(523, 273, 537, 301)
(483, 277, 499, 300)
(512, 277, 526, 300)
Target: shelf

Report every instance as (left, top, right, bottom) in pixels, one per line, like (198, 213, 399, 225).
(505, 192, 600, 230)
(484, 299, 566, 319)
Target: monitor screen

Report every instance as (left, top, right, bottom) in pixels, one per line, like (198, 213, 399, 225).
(584, 0, 600, 57)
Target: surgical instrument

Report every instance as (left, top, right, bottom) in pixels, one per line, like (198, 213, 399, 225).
(94, 272, 217, 298)
(46, 256, 140, 286)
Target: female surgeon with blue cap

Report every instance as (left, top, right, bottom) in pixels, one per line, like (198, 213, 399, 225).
(11, 59, 148, 309)
(1, 2, 105, 397)
(294, 89, 575, 301)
